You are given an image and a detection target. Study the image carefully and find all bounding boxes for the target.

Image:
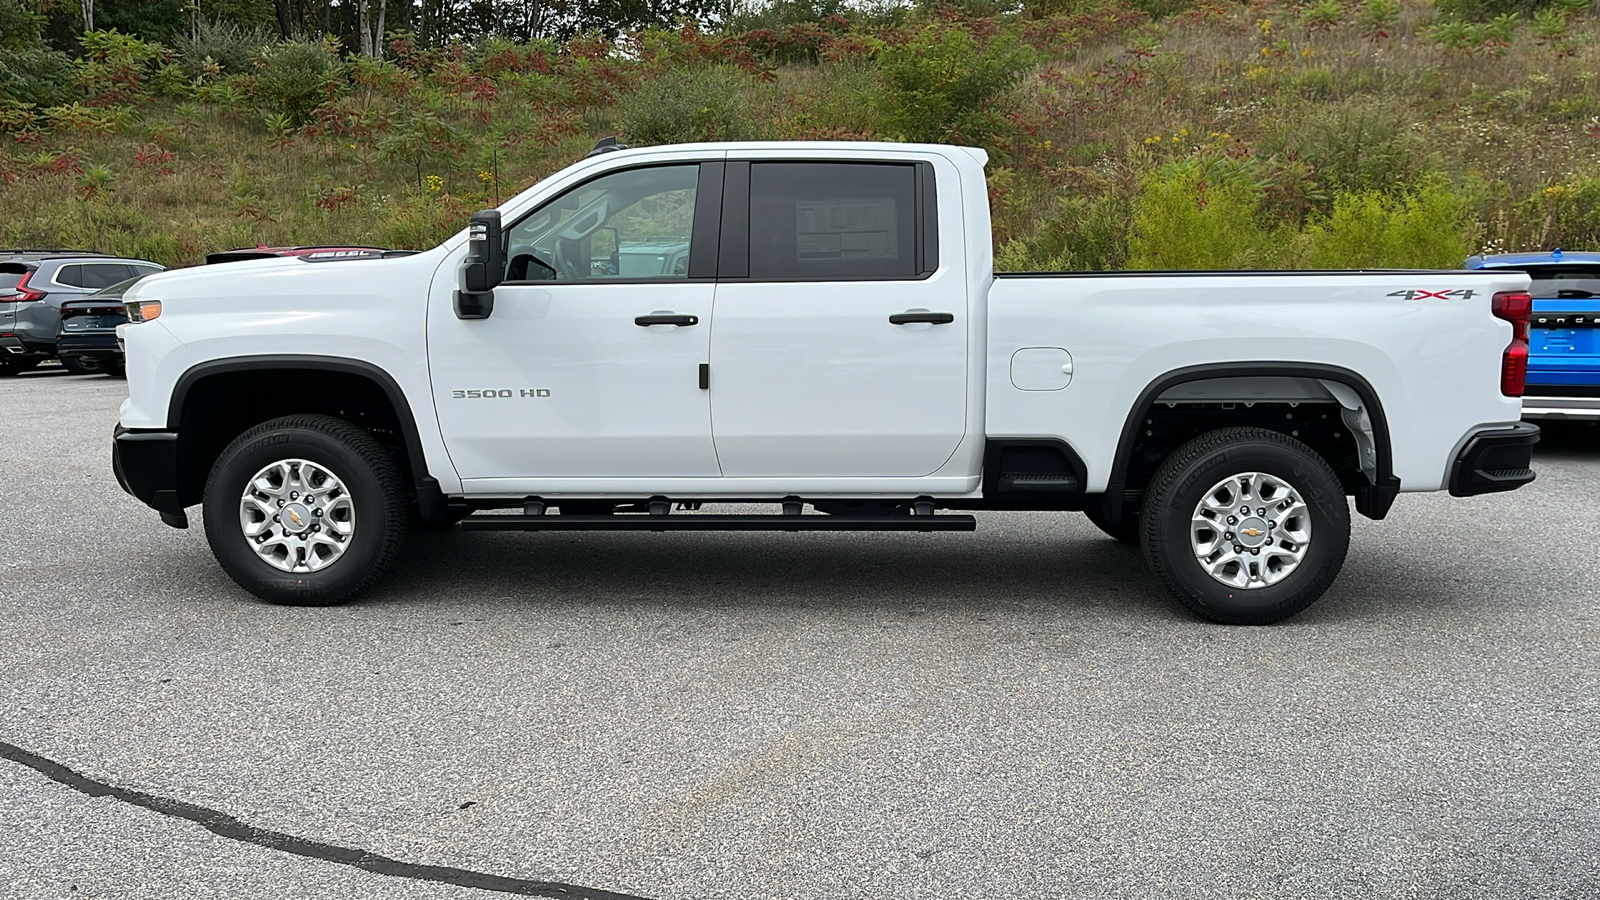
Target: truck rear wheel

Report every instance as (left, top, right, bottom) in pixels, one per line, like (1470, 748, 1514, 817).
(203, 415, 408, 606)
(1140, 427, 1350, 625)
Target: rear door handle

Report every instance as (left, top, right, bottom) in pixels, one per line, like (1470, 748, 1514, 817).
(635, 314, 699, 327)
(889, 311, 955, 325)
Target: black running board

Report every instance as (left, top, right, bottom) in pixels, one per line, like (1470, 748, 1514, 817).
(460, 514, 977, 533)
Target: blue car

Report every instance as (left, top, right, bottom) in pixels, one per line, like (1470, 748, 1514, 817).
(1467, 249, 1600, 421)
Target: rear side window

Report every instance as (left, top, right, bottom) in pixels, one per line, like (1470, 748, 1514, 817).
(56, 263, 139, 289)
(1524, 266, 1600, 299)
(747, 162, 922, 281)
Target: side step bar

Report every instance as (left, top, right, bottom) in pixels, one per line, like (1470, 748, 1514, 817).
(460, 514, 976, 533)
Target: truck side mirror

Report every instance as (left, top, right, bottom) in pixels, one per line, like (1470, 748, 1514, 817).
(455, 209, 504, 319)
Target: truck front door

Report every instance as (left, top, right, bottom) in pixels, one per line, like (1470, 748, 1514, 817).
(708, 159, 969, 477)
(428, 162, 724, 483)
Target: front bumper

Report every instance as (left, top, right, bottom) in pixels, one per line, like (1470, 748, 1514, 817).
(112, 425, 187, 528)
(1449, 422, 1539, 497)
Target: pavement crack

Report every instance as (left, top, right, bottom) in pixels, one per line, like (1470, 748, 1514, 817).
(0, 739, 657, 900)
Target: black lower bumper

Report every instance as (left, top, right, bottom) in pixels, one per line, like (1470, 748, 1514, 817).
(112, 425, 187, 528)
(1, 334, 54, 358)
(1449, 422, 1539, 497)
(59, 332, 120, 360)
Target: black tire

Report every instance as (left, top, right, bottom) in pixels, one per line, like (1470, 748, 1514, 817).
(203, 415, 408, 606)
(0, 357, 41, 376)
(105, 360, 126, 378)
(1140, 427, 1350, 625)
(1083, 500, 1140, 545)
(59, 356, 103, 375)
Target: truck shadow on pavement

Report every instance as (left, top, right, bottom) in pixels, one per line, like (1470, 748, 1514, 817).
(379, 519, 1177, 618)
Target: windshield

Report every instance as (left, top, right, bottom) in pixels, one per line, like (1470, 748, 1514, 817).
(1524, 266, 1600, 300)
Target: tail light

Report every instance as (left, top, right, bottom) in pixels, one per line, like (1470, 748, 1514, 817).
(13, 271, 45, 302)
(1492, 290, 1532, 397)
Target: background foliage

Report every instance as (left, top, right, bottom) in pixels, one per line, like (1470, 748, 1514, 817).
(0, 0, 1597, 268)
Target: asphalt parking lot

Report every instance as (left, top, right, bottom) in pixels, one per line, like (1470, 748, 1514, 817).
(1, 365, 1597, 900)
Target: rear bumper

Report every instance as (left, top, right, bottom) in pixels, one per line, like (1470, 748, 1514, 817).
(1521, 391, 1600, 420)
(58, 332, 121, 359)
(1, 334, 55, 358)
(1449, 422, 1539, 498)
(112, 425, 187, 528)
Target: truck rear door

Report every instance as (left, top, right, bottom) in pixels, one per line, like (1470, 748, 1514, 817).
(707, 159, 967, 477)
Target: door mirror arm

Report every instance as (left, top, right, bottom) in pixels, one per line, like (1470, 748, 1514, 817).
(456, 209, 504, 320)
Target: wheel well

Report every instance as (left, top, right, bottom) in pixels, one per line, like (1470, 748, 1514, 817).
(173, 367, 413, 509)
(1120, 400, 1364, 510)
(1105, 368, 1399, 521)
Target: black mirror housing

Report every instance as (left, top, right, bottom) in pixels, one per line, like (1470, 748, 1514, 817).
(463, 209, 504, 293)
(456, 209, 504, 319)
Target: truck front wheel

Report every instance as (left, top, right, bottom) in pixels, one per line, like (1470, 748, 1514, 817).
(203, 415, 408, 606)
(1140, 427, 1350, 625)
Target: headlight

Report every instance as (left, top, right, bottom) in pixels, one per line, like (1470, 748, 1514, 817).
(125, 300, 162, 322)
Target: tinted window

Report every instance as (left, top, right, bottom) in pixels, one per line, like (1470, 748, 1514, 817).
(0, 266, 25, 292)
(505, 165, 698, 282)
(57, 263, 137, 289)
(1524, 266, 1600, 299)
(748, 163, 918, 281)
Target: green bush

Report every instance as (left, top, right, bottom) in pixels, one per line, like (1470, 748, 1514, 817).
(877, 24, 1034, 144)
(1301, 179, 1476, 267)
(1273, 100, 1427, 196)
(1128, 161, 1284, 269)
(996, 190, 1132, 271)
(1518, 179, 1600, 251)
(620, 67, 765, 145)
(0, 47, 74, 107)
(254, 40, 342, 126)
(174, 18, 276, 77)
(1435, 0, 1583, 20)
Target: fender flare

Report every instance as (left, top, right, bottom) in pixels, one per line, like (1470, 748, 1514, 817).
(167, 354, 446, 521)
(1102, 362, 1400, 522)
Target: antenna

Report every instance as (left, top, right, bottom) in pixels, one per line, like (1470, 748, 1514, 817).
(586, 136, 628, 158)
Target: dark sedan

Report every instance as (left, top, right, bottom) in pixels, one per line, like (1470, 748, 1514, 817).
(56, 276, 143, 376)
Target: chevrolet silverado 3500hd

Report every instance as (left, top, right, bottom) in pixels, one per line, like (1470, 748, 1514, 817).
(113, 141, 1539, 624)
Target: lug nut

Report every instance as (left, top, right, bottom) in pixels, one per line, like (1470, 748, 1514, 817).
(313, 509, 322, 517)
(1234, 545, 1244, 553)
(1268, 520, 1276, 529)
(1227, 516, 1237, 525)
(1251, 548, 1260, 555)
(290, 492, 299, 500)
(1225, 532, 1235, 540)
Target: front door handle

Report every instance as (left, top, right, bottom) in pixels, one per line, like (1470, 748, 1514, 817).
(889, 311, 955, 325)
(635, 314, 699, 327)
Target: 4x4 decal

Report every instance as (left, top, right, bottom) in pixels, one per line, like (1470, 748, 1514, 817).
(1388, 289, 1477, 300)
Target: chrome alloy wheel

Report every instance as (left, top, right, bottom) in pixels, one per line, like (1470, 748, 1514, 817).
(239, 458, 356, 573)
(1189, 471, 1311, 589)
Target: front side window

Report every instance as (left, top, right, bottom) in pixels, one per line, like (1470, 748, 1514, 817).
(505, 164, 698, 283)
(748, 162, 919, 281)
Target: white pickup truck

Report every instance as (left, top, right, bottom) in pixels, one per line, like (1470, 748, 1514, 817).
(113, 140, 1540, 624)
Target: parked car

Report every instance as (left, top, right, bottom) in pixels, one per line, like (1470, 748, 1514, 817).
(205, 245, 407, 265)
(1466, 249, 1600, 421)
(56, 275, 146, 377)
(0, 250, 163, 376)
(114, 140, 1538, 624)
